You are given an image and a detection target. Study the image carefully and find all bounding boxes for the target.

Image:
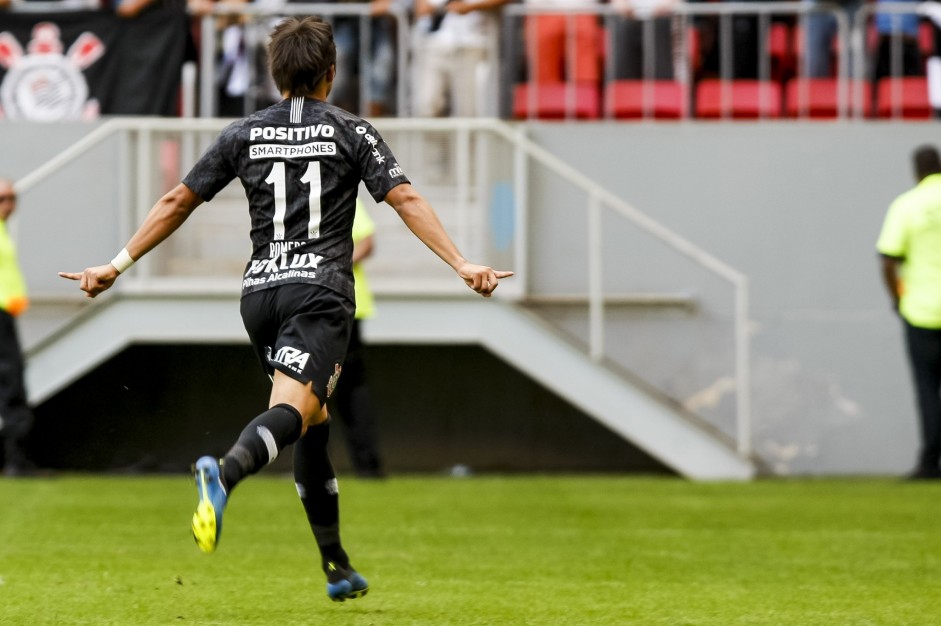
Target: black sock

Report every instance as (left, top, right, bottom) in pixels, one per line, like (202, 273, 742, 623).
(222, 403, 303, 492)
(293, 417, 349, 569)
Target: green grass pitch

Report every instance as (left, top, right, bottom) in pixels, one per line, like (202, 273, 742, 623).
(1, 474, 940, 625)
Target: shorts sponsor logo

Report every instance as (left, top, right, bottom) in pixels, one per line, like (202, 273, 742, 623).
(265, 345, 310, 375)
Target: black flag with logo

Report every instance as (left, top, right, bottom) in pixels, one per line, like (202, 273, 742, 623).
(0, 6, 192, 120)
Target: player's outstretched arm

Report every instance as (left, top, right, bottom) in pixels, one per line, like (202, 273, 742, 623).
(58, 183, 204, 298)
(385, 183, 513, 297)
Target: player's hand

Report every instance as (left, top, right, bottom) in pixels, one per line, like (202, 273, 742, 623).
(457, 263, 513, 297)
(58, 264, 120, 298)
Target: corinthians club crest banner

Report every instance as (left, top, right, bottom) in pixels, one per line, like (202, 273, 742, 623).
(0, 6, 191, 120)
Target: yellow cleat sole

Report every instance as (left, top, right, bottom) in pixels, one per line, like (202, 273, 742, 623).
(192, 501, 218, 553)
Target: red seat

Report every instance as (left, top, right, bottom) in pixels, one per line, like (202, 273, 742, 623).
(513, 82, 601, 120)
(605, 80, 686, 119)
(784, 78, 872, 118)
(695, 80, 783, 119)
(876, 76, 932, 119)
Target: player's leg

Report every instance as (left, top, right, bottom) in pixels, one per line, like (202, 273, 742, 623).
(192, 288, 310, 553)
(293, 405, 369, 601)
(276, 287, 366, 601)
(192, 387, 306, 553)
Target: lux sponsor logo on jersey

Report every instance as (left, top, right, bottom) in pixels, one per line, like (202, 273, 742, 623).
(242, 251, 325, 288)
(265, 345, 310, 375)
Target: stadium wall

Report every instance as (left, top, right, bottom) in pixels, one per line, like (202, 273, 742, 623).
(522, 122, 935, 476)
(1, 120, 937, 476)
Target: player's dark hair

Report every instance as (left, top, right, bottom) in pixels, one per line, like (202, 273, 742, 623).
(913, 144, 941, 181)
(268, 16, 336, 97)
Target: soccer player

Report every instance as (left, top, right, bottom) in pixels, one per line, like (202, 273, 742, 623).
(59, 16, 512, 602)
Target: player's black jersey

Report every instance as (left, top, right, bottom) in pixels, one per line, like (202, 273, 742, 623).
(182, 97, 409, 301)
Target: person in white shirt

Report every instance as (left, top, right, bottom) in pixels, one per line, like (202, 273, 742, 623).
(412, 0, 512, 116)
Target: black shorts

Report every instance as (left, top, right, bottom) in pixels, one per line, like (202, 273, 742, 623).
(240, 284, 356, 405)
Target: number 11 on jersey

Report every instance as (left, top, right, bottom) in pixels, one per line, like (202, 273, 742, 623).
(264, 161, 323, 241)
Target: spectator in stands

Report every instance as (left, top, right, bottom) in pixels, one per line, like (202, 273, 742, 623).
(870, 0, 923, 84)
(411, 0, 511, 116)
(877, 145, 941, 480)
(310, 0, 400, 116)
(191, 0, 399, 117)
(187, 0, 278, 117)
(693, 0, 763, 79)
(331, 200, 385, 478)
(804, 0, 865, 78)
(0, 178, 36, 477)
(523, 0, 603, 86)
(610, 0, 677, 80)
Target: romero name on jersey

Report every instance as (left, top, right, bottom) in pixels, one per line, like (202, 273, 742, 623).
(182, 96, 409, 302)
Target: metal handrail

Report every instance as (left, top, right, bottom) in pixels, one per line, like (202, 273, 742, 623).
(480, 120, 751, 456)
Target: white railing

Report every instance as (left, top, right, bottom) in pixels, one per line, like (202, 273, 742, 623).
(14, 116, 752, 458)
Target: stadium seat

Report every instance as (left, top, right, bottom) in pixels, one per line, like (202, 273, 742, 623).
(876, 76, 931, 119)
(513, 82, 602, 120)
(694, 79, 783, 119)
(784, 78, 873, 118)
(605, 80, 686, 119)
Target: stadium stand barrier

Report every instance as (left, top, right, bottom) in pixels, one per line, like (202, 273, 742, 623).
(4, 1, 933, 120)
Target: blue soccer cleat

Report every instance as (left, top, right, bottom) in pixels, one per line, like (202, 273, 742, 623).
(192, 456, 228, 553)
(325, 561, 369, 602)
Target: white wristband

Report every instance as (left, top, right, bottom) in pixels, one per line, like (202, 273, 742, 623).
(110, 248, 135, 274)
